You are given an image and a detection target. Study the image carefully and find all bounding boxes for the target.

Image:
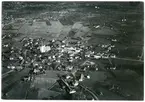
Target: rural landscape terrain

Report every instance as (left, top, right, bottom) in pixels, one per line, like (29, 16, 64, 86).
(2, 2, 144, 100)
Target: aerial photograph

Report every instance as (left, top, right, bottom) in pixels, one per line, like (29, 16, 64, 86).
(2, 1, 144, 100)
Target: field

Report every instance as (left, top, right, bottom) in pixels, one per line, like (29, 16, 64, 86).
(2, 2, 144, 100)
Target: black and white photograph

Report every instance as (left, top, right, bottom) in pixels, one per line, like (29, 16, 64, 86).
(1, 1, 144, 100)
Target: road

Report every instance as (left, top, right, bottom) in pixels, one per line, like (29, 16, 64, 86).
(110, 57, 143, 65)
